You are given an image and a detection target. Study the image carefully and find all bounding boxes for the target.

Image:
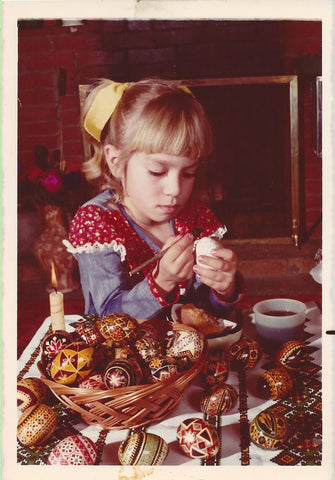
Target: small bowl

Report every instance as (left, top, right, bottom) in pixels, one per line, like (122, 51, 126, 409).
(253, 298, 307, 353)
(170, 304, 242, 352)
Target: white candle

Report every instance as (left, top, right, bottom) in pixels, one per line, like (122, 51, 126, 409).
(49, 262, 65, 331)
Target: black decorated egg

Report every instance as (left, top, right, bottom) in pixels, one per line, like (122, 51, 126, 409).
(97, 313, 139, 346)
(17, 377, 48, 412)
(118, 431, 168, 465)
(17, 403, 57, 447)
(176, 417, 220, 459)
(148, 355, 179, 383)
(50, 342, 95, 386)
(276, 340, 310, 371)
(225, 338, 262, 370)
(200, 383, 238, 416)
(166, 328, 204, 363)
(250, 409, 288, 450)
(134, 336, 163, 362)
(47, 434, 97, 465)
(40, 330, 73, 369)
(202, 353, 229, 386)
(75, 323, 104, 347)
(257, 367, 294, 400)
(103, 359, 140, 389)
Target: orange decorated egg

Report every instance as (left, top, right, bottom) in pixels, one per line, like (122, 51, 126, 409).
(276, 340, 310, 371)
(17, 403, 57, 447)
(225, 338, 262, 370)
(257, 367, 294, 400)
(50, 342, 95, 386)
(200, 383, 238, 416)
(47, 434, 97, 465)
(250, 408, 289, 450)
(97, 313, 139, 346)
(17, 377, 48, 412)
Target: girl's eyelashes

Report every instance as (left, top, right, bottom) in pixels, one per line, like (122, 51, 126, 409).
(149, 170, 165, 177)
(148, 170, 197, 178)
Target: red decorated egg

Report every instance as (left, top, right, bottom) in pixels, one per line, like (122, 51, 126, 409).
(17, 403, 57, 447)
(78, 373, 107, 408)
(176, 417, 220, 459)
(75, 323, 104, 347)
(103, 359, 140, 389)
(17, 377, 48, 412)
(138, 321, 159, 340)
(225, 338, 262, 370)
(118, 431, 168, 465)
(250, 408, 288, 450)
(47, 434, 97, 465)
(166, 328, 205, 363)
(40, 330, 73, 369)
(97, 313, 139, 346)
(50, 342, 95, 386)
(148, 355, 179, 383)
(200, 383, 238, 416)
(202, 353, 229, 386)
(257, 367, 294, 400)
(276, 340, 310, 371)
(134, 336, 163, 362)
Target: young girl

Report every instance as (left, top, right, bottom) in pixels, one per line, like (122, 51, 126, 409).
(65, 78, 244, 321)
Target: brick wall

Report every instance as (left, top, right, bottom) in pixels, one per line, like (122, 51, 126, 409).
(18, 19, 322, 239)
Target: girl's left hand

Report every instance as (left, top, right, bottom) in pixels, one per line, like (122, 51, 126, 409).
(193, 247, 237, 301)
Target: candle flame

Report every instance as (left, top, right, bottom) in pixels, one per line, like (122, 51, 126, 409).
(51, 262, 57, 290)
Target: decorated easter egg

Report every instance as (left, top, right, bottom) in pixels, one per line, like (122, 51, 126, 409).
(276, 340, 310, 371)
(78, 373, 107, 408)
(75, 323, 104, 347)
(176, 417, 220, 459)
(17, 403, 57, 447)
(250, 409, 288, 450)
(50, 342, 95, 386)
(103, 359, 140, 389)
(118, 431, 168, 465)
(138, 321, 159, 340)
(166, 328, 205, 363)
(225, 338, 262, 370)
(134, 336, 163, 362)
(202, 353, 229, 386)
(97, 313, 139, 346)
(257, 367, 294, 400)
(47, 434, 97, 465)
(40, 330, 73, 369)
(17, 377, 48, 412)
(148, 355, 179, 383)
(200, 383, 238, 416)
(195, 236, 222, 270)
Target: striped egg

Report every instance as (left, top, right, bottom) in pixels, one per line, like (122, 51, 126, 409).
(118, 431, 168, 465)
(17, 377, 48, 412)
(47, 434, 97, 465)
(17, 403, 57, 447)
(200, 383, 238, 415)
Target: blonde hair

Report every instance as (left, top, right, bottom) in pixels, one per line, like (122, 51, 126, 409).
(81, 78, 213, 202)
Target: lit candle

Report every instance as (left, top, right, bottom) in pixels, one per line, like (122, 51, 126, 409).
(49, 262, 65, 331)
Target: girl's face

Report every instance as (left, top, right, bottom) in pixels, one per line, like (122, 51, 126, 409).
(122, 151, 199, 227)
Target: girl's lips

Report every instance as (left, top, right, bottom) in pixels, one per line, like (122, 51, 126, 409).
(159, 205, 179, 214)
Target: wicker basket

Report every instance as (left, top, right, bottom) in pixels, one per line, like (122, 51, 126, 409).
(39, 323, 207, 430)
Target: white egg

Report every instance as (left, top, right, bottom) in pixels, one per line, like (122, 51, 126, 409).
(195, 237, 222, 269)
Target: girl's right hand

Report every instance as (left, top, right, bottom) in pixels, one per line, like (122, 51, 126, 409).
(152, 233, 195, 295)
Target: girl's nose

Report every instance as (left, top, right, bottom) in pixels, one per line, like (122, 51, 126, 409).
(164, 173, 181, 197)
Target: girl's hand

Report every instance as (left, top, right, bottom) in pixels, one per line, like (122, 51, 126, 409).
(193, 247, 237, 301)
(152, 233, 195, 295)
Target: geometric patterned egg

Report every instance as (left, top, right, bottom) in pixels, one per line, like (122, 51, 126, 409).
(200, 383, 238, 416)
(166, 328, 204, 363)
(118, 431, 168, 465)
(47, 434, 97, 465)
(176, 417, 220, 459)
(17, 403, 58, 447)
(134, 336, 163, 362)
(250, 409, 289, 450)
(97, 313, 139, 346)
(75, 323, 104, 347)
(276, 340, 310, 371)
(148, 355, 179, 383)
(225, 338, 262, 370)
(40, 330, 73, 369)
(103, 359, 141, 389)
(17, 377, 48, 412)
(201, 353, 229, 386)
(50, 342, 95, 386)
(257, 367, 294, 400)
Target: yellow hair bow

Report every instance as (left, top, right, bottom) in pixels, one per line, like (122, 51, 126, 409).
(84, 82, 128, 142)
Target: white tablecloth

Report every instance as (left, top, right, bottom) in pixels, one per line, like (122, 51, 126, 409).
(17, 302, 322, 467)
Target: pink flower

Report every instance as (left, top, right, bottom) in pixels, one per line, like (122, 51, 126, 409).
(42, 170, 62, 193)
